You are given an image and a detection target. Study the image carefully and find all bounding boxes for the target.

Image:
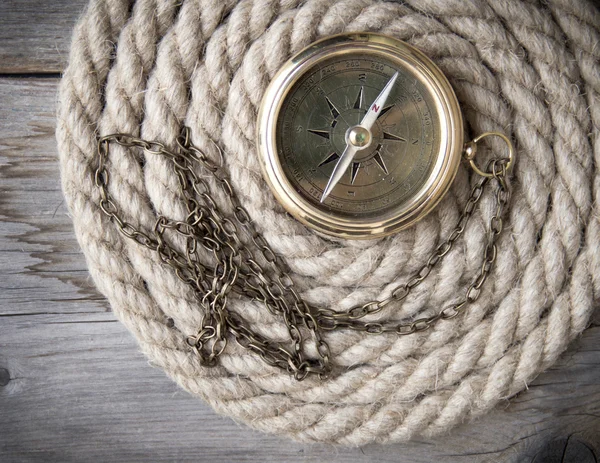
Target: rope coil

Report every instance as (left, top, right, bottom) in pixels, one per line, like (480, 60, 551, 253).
(57, 0, 600, 444)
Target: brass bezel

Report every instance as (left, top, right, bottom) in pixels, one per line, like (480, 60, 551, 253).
(257, 33, 463, 239)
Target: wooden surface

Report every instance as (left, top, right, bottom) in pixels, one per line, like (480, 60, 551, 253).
(1, 1, 599, 462)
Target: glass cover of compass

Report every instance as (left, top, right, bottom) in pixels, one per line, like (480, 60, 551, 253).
(257, 33, 464, 239)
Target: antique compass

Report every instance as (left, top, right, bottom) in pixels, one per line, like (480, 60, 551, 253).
(96, 32, 514, 379)
(258, 32, 466, 238)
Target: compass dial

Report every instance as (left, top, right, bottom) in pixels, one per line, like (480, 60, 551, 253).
(258, 33, 463, 238)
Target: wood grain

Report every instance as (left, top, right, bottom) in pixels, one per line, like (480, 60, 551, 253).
(0, 2, 599, 461)
(1, 74, 599, 463)
(0, 0, 87, 73)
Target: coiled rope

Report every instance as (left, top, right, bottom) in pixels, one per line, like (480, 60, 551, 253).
(56, 0, 600, 444)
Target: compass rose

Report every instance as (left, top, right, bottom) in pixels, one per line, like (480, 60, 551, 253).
(308, 86, 405, 187)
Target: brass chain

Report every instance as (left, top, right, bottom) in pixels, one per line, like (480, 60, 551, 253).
(95, 126, 512, 380)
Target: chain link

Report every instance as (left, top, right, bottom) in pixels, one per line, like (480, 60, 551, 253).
(95, 127, 512, 380)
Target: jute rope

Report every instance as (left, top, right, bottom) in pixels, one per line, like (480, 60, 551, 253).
(56, 0, 600, 444)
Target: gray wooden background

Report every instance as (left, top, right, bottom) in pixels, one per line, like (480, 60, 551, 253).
(1, 1, 599, 462)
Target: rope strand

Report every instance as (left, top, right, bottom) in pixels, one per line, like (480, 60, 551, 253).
(57, 0, 600, 444)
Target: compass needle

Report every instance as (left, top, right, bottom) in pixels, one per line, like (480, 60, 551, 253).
(258, 33, 480, 238)
(94, 33, 516, 385)
(320, 144, 358, 202)
(320, 71, 399, 202)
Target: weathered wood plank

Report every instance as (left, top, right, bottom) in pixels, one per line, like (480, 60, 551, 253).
(0, 0, 87, 73)
(1, 78, 599, 462)
(2, 308, 598, 463)
(0, 77, 105, 315)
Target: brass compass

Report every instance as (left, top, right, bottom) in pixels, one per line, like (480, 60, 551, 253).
(257, 32, 464, 239)
(95, 32, 514, 379)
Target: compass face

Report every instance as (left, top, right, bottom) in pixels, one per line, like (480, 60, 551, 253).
(277, 52, 439, 217)
(258, 33, 463, 238)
